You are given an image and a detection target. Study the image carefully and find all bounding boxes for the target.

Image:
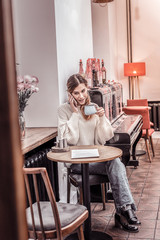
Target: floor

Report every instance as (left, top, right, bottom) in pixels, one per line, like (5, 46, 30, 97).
(91, 132, 160, 240)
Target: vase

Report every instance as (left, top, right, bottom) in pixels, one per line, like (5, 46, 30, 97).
(19, 111, 25, 139)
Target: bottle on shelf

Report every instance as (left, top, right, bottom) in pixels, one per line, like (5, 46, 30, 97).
(101, 59, 107, 84)
(99, 70, 103, 85)
(85, 59, 92, 88)
(79, 59, 84, 77)
(92, 59, 98, 87)
(97, 59, 102, 85)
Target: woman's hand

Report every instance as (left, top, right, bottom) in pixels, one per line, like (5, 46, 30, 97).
(68, 93, 78, 113)
(96, 107, 105, 117)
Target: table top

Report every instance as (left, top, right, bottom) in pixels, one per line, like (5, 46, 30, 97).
(47, 145, 122, 164)
(22, 127, 58, 154)
(123, 106, 151, 110)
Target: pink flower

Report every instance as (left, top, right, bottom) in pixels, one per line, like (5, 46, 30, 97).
(17, 76, 24, 84)
(17, 74, 39, 112)
(31, 86, 39, 93)
(35, 87, 39, 92)
(17, 82, 25, 91)
(24, 83, 32, 89)
(24, 75, 33, 83)
(32, 76, 39, 84)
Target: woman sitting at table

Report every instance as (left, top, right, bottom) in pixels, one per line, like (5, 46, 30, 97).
(57, 73, 141, 233)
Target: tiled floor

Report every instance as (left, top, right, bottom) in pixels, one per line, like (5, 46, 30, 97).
(91, 136, 160, 240)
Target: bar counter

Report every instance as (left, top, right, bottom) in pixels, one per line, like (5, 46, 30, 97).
(21, 127, 58, 154)
(22, 127, 59, 200)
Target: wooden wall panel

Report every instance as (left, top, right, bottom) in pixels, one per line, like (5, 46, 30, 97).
(0, 0, 27, 239)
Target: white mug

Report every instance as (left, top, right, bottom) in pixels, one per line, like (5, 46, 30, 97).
(84, 104, 97, 115)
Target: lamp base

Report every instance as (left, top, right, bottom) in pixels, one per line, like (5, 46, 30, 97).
(135, 150, 146, 156)
(65, 231, 112, 240)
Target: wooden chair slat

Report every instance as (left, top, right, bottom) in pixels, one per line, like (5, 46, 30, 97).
(33, 174, 45, 239)
(23, 167, 88, 240)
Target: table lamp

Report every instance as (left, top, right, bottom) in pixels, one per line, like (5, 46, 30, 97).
(124, 62, 146, 99)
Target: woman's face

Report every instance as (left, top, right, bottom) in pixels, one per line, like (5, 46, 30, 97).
(72, 83, 88, 105)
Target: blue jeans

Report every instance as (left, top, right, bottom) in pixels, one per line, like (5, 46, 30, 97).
(71, 158, 136, 213)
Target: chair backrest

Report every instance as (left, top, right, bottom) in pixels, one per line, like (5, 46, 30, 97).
(127, 99, 148, 106)
(123, 107, 151, 130)
(23, 167, 63, 240)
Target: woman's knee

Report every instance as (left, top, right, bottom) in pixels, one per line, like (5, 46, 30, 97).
(107, 158, 125, 173)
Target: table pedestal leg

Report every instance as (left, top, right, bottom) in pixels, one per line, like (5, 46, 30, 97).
(81, 163, 91, 239)
(65, 231, 112, 240)
(65, 163, 113, 240)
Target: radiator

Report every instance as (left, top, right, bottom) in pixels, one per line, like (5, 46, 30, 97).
(24, 143, 59, 203)
(148, 101, 160, 131)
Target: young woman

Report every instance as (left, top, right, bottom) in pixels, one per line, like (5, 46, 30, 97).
(57, 74, 141, 232)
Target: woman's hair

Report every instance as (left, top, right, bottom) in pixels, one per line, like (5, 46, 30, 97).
(67, 74, 91, 120)
(67, 74, 88, 93)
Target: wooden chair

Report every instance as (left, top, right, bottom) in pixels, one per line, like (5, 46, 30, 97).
(123, 105, 155, 162)
(67, 165, 109, 210)
(23, 167, 88, 240)
(127, 99, 148, 106)
(127, 99, 154, 127)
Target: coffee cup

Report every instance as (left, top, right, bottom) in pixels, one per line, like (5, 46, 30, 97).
(84, 104, 97, 115)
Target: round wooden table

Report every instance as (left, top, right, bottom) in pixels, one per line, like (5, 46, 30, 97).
(123, 106, 151, 110)
(47, 145, 122, 240)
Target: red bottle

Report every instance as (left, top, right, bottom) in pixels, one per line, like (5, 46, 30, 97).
(101, 59, 107, 84)
(79, 59, 84, 77)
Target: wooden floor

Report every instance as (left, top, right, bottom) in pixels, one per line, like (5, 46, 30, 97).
(91, 135, 160, 240)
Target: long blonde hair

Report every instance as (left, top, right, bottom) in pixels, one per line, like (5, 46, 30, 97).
(67, 74, 92, 120)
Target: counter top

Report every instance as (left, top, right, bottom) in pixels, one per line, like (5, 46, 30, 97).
(22, 127, 58, 154)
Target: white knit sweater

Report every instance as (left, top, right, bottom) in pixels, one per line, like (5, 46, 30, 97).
(57, 102, 114, 146)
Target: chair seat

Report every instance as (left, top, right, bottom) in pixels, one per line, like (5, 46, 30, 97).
(150, 121, 154, 127)
(70, 173, 109, 188)
(125, 99, 155, 163)
(71, 163, 108, 175)
(142, 128, 155, 137)
(26, 201, 87, 231)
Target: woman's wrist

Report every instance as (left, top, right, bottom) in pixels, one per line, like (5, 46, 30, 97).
(73, 110, 78, 114)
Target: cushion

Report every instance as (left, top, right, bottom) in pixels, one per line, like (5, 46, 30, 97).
(71, 162, 109, 175)
(142, 128, 154, 137)
(70, 173, 109, 187)
(26, 201, 87, 231)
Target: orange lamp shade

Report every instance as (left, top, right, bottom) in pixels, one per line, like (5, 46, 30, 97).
(124, 62, 146, 76)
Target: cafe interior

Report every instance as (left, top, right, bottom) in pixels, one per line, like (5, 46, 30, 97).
(1, 0, 160, 239)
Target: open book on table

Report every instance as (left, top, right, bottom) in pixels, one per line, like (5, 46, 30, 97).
(71, 148, 99, 159)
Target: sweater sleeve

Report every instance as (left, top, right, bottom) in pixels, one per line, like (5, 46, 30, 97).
(95, 115, 114, 145)
(57, 105, 80, 145)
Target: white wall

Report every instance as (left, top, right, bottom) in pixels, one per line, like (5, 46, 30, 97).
(12, 0, 93, 127)
(12, 0, 59, 127)
(54, 0, 93, 202)
(108, 2, 118, 81)
(54, 0, 93, 104)
(91, 1, 118, 82)
(116, 0, 129, 102)
(91, 3, 110, 77)
(131, 0, 160, 100)
(116, 0, 160, 102)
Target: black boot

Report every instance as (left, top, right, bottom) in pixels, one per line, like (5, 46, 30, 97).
(115, 213, 139, 232)
(121, 208, 141, 225)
